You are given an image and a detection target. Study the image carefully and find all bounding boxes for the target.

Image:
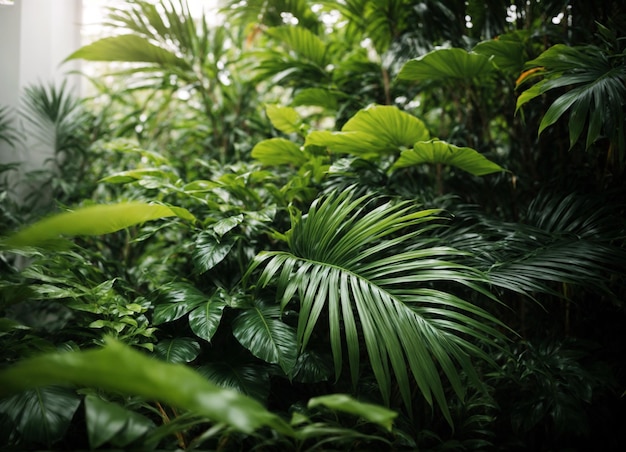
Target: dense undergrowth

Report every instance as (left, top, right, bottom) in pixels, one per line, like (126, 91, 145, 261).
(1, 0, 625, 450)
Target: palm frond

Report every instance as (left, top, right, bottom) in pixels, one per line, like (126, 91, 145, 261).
(246, 189, 507, 424)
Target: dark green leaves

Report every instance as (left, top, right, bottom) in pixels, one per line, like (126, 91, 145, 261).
(154, 337, 201, 363)
(85, 395, 154, 449)
(233, 300, 298, 375)
(193, 231, 237, 274)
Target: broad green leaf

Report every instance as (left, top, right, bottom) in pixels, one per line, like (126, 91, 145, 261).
(265, 104, 301, 134)
(212, 214, 244, 237)
(473, 38, 525, 74)
(292, 350, 333, 383)
(152, 282, 208, 325)
(305, 105, 430, 157)
(308, 394, 397, 431)
(252, 138, 308, 166)
(65, 34, 189, 68)
(393, 140, 506, 176)
(398, 48, 496, 82)
(0, 386, 80, 447)
(85, 395, 154, 449)
(193, 231, 236, 274)
(3, 203, 177, 249)
(293, 87, 339, 110)
(189, 294, 227, 342)
(197, 363, 270, 402)
(154, 337, 201, 363)
(232, 300, 298, 375)
(0, 338, 291, 434)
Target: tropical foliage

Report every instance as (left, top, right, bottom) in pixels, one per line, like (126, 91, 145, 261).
(1, 0, 625, 450)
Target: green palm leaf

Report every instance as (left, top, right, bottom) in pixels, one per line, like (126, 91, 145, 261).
(246, 190, 506, 424)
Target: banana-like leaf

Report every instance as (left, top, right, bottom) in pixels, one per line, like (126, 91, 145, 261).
(392, 140, 506, 176)
(305, 105, 430, 157)
(247, 190, 507, 425)
(65, 34, 189, 68)
(0, 386, 80, 447)
(2, 203, 179, 249)
(265, 104, 302, 135)
(154, 337, 201, 364)
(85, 395, 154, 449)
(308, 394, 397, 431)
(232, 300, 298, 375)
(397, 48, 496, 82)
(252, 138, 309, 166)
(0, 338, 292, 434)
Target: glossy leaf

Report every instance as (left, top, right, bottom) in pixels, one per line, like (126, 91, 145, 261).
(252, 138, 309, 166)
(189, 294, 227, 342)
(232, 300, 298, 375)
(154, 337, 201, 363)
(193, 231, 236, 274)
(152, 282, 208, 325)
(85, 395, 154, 449)
(3, 203, 178, 249)
(308, 394, 397, 431)
(0, 338, 291, 434)
(212, 214, 244, 237)
(0, 386, 80, 447)
(393, 140, 506, 176)
(398, 48, 496, 82)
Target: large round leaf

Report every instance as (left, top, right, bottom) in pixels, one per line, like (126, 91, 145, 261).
(398, 48, 496, 82)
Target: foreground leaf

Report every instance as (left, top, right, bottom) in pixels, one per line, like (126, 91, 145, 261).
(3, 203, 178, 249)
(0, 338, 292, 434)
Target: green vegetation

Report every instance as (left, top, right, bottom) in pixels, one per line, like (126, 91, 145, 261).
(1, 0, 625, 449)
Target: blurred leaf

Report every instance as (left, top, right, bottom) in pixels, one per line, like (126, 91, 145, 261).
(0, 338, 291, 434)
(265, 104, 301, 134)
(232, 300, 298, 375)
(308, 394, 397, 431)
(193, 232, 237, 274)
(266, 26, 328, 67)
(3, 203, 177, 249)
(473, 37, 525, 73)
(293, 87, 339, 110)
(212, 214, 244, 237)
(292, 350, 333, 383)
(65, 34, 189, 68)
(154, 337, 201, 363)
(252, 138, 308, 166)
(85, 395, 154, 449)
(393, 140, 506, 176)
(0, 386, 80, 447)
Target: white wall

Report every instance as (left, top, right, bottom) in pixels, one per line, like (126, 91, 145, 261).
(0, 0, 82, 196)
